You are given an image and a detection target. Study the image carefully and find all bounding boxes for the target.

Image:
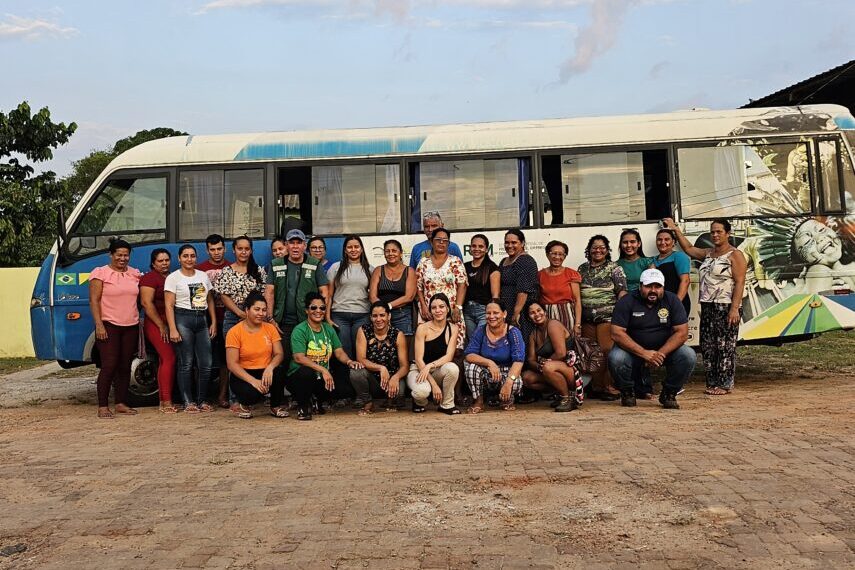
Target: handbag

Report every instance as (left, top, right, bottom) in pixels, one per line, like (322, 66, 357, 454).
(573, 334, 604, 374)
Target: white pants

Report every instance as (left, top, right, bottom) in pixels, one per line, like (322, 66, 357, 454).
(406, 362, 459, 409)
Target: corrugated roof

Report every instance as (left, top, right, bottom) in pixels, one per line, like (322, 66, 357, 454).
(743, 60, 855, 108)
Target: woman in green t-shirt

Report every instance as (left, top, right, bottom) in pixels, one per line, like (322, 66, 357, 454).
(286, 292, 363, 420)
(616, 229, 654, 294)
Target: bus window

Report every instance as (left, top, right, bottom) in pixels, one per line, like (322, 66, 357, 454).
(565, 152, 644, 224)
(311, 164, 401, 235)
(678, 142, 812, 218)
(179, 169, 264, 239)
(410, 158, 529, 231)
(817, 140, 844, 213)
(67, 175, 167, 258)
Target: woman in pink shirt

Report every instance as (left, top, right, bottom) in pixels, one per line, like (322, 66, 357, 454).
(89, 239, 142, 419)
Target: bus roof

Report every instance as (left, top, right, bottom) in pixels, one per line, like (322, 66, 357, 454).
(108, 104, 854, 172)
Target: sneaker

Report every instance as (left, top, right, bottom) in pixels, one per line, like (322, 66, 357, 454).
(659, 391, 680, 409)
(620, 390, 637, 407)
(554, 396, 577, 413)
(297, 407, 312, 421)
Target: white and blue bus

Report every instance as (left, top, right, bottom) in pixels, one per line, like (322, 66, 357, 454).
(31, 104, 855, 404)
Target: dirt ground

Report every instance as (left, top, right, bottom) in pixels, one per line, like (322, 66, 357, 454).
(0, 358, 853, 569)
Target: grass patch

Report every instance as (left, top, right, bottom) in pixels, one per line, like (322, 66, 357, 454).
(0, 358, 44, 376)
(738, 330, 855, 374)
(209, 454, 233, 466)
(54, 365, 97, 378)
(23, 397, 46, 407)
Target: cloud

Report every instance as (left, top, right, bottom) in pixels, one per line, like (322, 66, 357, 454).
(558, 0, 637, 82)
(648, 60, 669, 80)
(0, 14, 77, 41)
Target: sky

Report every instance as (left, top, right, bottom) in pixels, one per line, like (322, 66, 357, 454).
(2, 0, 853, 177)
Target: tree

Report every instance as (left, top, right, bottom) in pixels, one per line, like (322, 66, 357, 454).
(0, 102, 76, 267)
(64, 127, 188, 204)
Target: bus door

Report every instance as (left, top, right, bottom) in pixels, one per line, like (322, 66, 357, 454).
(278, 163, 403, 265)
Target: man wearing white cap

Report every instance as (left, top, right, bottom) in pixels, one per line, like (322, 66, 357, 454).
(609, 268, 695, 408)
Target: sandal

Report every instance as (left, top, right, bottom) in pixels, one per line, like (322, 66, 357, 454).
(199, 403, 214, 412)
(97, 407, 114, 419)
(501, 403, 516, 411)
(218, 399, 230, 409)
(233, 404, 252, 419)
(357, 408, 374, 416)
(115, 405, 138, 415)
(468, 405, 483, 414)
(438, 406, 461, 415)
(705, 387, 731, 395)
(412, 401, 426, 414)
(184, 403, 201, 414)
(270, 406, 289, 418)
(159, 404, 178, 414)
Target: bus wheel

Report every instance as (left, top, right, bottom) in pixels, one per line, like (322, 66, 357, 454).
(128, 355, 160, 407)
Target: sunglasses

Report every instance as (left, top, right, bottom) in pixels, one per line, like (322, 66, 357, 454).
(308, 305, 327, 311)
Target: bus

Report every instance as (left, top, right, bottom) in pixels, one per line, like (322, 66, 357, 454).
(30, 104, 855, 405)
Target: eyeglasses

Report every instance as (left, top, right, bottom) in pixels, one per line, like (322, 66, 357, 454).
(308, 305, 327, 311)
(309, 245, 325, 250)
(432, 238, 449, 244)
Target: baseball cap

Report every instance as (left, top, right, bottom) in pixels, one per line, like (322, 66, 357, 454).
(285, 229, 306, 242)
(639, 268, 665, 286)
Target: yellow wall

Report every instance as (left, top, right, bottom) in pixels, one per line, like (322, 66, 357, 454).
(0, 268, 39, 358)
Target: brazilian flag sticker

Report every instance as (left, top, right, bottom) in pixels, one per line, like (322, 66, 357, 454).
(55, 273, 78, 286)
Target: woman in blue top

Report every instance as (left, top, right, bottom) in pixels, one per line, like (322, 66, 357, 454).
(464, 299, 525, 413)
(654, 228, 692, 315)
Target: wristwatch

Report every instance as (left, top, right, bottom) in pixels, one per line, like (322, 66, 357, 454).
(455, 304, 463, 310)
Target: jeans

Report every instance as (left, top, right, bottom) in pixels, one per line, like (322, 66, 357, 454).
(223, 310, 241, 340)
(330, 311, 369, 359)
(330, 311, 368, 400)
(174, 309, 212, 406)
(463, 301, 487, 338)
(607, 344, 696, 394)
(390, 306, 414, 336)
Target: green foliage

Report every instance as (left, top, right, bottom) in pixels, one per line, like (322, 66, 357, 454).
(0, 102, 77, 267)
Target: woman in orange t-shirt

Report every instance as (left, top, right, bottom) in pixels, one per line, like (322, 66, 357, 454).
(225, 291, 286, 419)
(537, 240, 582, 336)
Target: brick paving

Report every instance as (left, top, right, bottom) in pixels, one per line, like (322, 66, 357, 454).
(0, 369, 853, 569)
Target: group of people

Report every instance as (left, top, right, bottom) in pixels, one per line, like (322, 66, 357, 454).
(89, 211, 747, 420)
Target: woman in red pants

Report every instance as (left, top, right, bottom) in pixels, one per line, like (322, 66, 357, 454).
(139, 248, 178, 413)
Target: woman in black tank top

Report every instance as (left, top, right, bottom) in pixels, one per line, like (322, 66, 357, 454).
(406, 293, 461, 414)
(370, 239, 416, 335)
